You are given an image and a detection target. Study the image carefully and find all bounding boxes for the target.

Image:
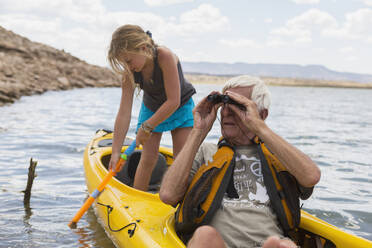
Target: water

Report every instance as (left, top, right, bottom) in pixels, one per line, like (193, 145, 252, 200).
(0, 84, 371, 247)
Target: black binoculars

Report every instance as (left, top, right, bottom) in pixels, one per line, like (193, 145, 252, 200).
(207, 94, 246, 110)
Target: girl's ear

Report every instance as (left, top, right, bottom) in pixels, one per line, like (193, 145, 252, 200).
(260, 109, 268, 120)
(141, 45, 153, 57)
(140, 45, 148, 52)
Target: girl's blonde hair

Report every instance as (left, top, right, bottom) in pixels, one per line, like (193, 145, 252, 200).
(107, 24, 156, 86)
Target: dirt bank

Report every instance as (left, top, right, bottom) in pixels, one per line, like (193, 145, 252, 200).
(0, 25, 120, 106)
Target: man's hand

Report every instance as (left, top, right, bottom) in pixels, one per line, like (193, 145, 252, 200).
(193, 91, 223, 132)
(225, 90, 266, 136)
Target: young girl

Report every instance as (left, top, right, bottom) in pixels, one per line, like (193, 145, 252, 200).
(107, 24, 196, 191)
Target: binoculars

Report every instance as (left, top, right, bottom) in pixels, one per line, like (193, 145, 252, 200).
(207, 93, 246, 110)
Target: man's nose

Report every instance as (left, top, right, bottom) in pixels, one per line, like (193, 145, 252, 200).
(221, 105, 233, 116)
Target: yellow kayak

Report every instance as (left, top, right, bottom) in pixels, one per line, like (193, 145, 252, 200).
(84, 129, 372, 248)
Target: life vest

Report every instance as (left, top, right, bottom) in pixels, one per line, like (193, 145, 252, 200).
(175, 140, 236, 235)
(175, 138, 313, 236)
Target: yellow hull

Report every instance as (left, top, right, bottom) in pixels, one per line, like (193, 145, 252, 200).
(84, 130, 372, 248)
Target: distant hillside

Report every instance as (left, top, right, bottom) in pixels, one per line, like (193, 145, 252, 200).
(0, 25, 119, 106)
(184, 74, 372, 89)
(182, 62, 372, 83)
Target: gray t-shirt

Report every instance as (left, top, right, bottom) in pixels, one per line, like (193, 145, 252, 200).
(190, 143, 284, 248)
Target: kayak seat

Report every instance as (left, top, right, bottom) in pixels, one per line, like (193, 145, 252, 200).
(115, 150, 168, 192)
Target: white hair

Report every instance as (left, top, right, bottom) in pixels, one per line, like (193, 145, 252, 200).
(222, 75, 271, 111)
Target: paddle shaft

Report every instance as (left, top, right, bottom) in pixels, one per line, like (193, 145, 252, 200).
(68, 140, 136, 228)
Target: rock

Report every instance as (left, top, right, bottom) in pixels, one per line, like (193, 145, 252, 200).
(57, 77, 70, 89)
(3, 66, 14, 77)
(0, 25, 120, 106)
(0, 93, 14, 103)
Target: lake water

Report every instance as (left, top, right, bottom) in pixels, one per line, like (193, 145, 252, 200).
(0, 84, 371, 247)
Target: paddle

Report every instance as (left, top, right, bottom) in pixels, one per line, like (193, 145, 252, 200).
(68, 140, 137, 229)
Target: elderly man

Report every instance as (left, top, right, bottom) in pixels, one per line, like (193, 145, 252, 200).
(160, 75, 321, 248)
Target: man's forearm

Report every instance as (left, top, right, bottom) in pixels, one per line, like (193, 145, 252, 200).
(257, 125, 321, 187)
(160, 128, 205, 205)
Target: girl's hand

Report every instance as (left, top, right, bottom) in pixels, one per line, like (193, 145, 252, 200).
(109, 153, 120, 171)
(136, 127, 152, 146)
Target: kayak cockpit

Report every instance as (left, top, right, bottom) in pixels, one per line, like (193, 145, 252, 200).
(101, 150, 168, 192)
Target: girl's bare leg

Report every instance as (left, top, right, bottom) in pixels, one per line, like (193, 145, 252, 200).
(171, 127, 192, 158)
(133, 132, 162, 191)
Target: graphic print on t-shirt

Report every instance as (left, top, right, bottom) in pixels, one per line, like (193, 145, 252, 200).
(222, 149, 270, 208)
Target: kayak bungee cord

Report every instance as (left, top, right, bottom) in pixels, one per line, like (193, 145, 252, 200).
(97, 202, 137, 237)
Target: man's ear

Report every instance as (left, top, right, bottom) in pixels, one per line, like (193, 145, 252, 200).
(260, 109, 268, 120)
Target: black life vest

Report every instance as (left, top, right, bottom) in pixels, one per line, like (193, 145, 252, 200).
(175, 138, 313, 236)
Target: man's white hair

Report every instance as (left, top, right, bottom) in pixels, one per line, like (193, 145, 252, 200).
(222, 75, 271, 111)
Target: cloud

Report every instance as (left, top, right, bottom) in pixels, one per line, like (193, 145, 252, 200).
(144, 0, 193, 6)
(264, 18, 273, 23)
(270, 7, 372, 45)
(178, 50, 215, 62)
(362, 0, 372, 6)
(325, 8, 372, 43)
(0, 1, 229, 66)
(345, 55, 358, 62)
(0, 0, 106, 22)
(286, 8, 338, 30)
(291, 0, 320, 4)
(270, 8, 338, 44)
(339, 46, 354, 53)
(0, 1, 228, 36)
(0, 0, 169, 64)
(170, 4, 229, 35)
(266, 38, 287, 48)
(219, 39, 262, 48)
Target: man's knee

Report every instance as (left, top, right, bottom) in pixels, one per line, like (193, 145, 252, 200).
(262, 236, 298, 248)
(188, 226, 225, 248)
(194, 225, 219, 239)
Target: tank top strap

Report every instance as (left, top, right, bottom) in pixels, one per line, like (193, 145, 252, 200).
(152, 47, 159, 79)
(153, 46, 158, 65)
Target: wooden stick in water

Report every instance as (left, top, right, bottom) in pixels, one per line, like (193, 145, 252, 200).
(23, 158, 37, 205)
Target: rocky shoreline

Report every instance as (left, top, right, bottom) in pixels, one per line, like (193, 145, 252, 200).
(1, 25, 371, 107)
(0, 25, 120, 107)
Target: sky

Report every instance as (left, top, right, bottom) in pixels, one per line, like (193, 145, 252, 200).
(1, 0, 372, 75)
